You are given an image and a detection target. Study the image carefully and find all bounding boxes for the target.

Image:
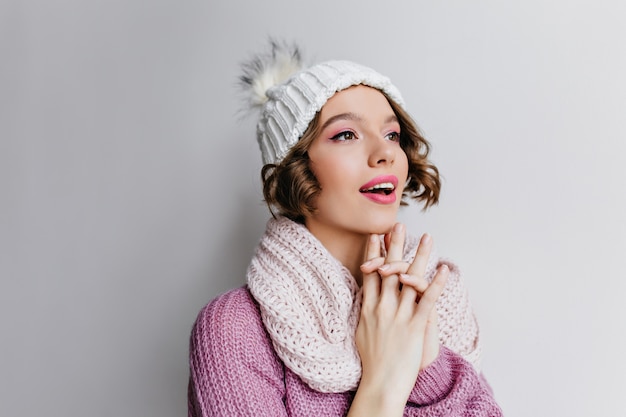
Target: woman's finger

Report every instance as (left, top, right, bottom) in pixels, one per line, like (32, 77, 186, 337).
(399, 273, 429, 293)
(400, 232, 433, 309)
(376, 261, 410, 277)
(381, 223, 404, 298)
(361, 234, 382, 306)
(406, 233, 433, 278)
(414, 264, 449, 322)
(385, 223, 405, 262)
(360, 257, 386, 274)
(420, 299, 441, 369)
(383, 223, 423, 311)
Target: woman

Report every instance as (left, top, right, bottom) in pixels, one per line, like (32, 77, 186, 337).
(188, 42, 502, 416)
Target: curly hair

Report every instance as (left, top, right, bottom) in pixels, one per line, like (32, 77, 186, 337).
(261, 94, 441, 223)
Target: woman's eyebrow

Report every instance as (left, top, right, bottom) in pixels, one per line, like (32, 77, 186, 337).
(384, 115, 399, 124)
(320, 113, 398, 131)
(320, 112, 362, 131)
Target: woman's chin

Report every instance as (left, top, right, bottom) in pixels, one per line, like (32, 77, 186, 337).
(366, 219, 398, 236)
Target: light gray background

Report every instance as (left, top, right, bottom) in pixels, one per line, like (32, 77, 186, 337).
(2, 1, 625, 416)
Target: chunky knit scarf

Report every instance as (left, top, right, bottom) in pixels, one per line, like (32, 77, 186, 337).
(247, 216, 481, 393)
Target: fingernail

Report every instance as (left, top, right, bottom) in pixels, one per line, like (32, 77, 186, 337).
(399, 273, 410, 281)
(422, 233, 431, 244)
(394, 223, 404, 233)
(362, 259, 374, 268)
(440, 264, 448, 273)
(378, 264, 390, 272)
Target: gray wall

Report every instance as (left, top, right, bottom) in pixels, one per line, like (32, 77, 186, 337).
(2, 1, 625, 416)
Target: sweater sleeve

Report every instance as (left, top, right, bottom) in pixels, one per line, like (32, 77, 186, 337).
(405, 346, 502, 416)
(188, 287, 288, 417)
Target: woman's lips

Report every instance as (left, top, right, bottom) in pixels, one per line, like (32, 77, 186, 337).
(359, 175, 399, 204)
(361, 191, 397, 204)
(359, 175, 399, 191)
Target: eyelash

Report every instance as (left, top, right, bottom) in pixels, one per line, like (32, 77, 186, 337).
(330, 131, 401, 142)
(330, 131, 356, 141)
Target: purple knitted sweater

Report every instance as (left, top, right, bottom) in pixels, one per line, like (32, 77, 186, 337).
(188, 287, 502, 416)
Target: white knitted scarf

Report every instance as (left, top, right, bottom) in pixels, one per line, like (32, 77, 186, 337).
(247, 217, 432, 392)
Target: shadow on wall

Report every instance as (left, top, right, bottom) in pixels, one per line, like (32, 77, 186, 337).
(201, 179, 267, 300)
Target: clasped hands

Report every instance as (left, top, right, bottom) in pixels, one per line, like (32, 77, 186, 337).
(354, 223, 449, 409)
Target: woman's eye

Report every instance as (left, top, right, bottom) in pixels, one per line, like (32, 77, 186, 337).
(330, 131, 356, 141)
(386, 131, 401, 142)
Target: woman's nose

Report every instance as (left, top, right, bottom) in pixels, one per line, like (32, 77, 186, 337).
(368, 137, 396, 167)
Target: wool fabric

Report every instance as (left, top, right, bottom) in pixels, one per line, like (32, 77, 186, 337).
(246, 216, 482, 393)
(188, 287, 502, 416)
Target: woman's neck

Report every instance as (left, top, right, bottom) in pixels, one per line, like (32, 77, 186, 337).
(304, 222, 369, 286)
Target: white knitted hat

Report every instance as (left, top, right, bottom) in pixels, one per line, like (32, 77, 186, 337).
(241, 43, 406, 165)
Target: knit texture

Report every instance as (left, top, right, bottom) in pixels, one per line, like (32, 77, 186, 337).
(257, 60, 405, 165)
(188, 287, 502, 416)
(247, 216, 482, 393)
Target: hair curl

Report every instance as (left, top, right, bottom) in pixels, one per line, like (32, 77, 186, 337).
(261, 95, 441, 223)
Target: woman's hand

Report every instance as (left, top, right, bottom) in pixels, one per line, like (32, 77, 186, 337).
(364, 229, 447, 370)
(348, 223, 449, 416)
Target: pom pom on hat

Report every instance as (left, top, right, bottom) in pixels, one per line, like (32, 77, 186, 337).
(240, 40, 406, 165)
(239, 40, 303, 111)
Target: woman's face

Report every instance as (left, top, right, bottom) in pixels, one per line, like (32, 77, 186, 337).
(305, 85, 409, 240)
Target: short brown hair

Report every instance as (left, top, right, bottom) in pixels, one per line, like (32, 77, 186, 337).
(261, 95, 441, 223)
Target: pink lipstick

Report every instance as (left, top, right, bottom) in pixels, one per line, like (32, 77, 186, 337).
(359, 175, 399, 204)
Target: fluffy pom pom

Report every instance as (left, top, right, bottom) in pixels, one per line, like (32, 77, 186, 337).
(239, 40, 303, 111)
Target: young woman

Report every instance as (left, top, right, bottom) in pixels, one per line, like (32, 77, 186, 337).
(188, 42, 502, 416)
